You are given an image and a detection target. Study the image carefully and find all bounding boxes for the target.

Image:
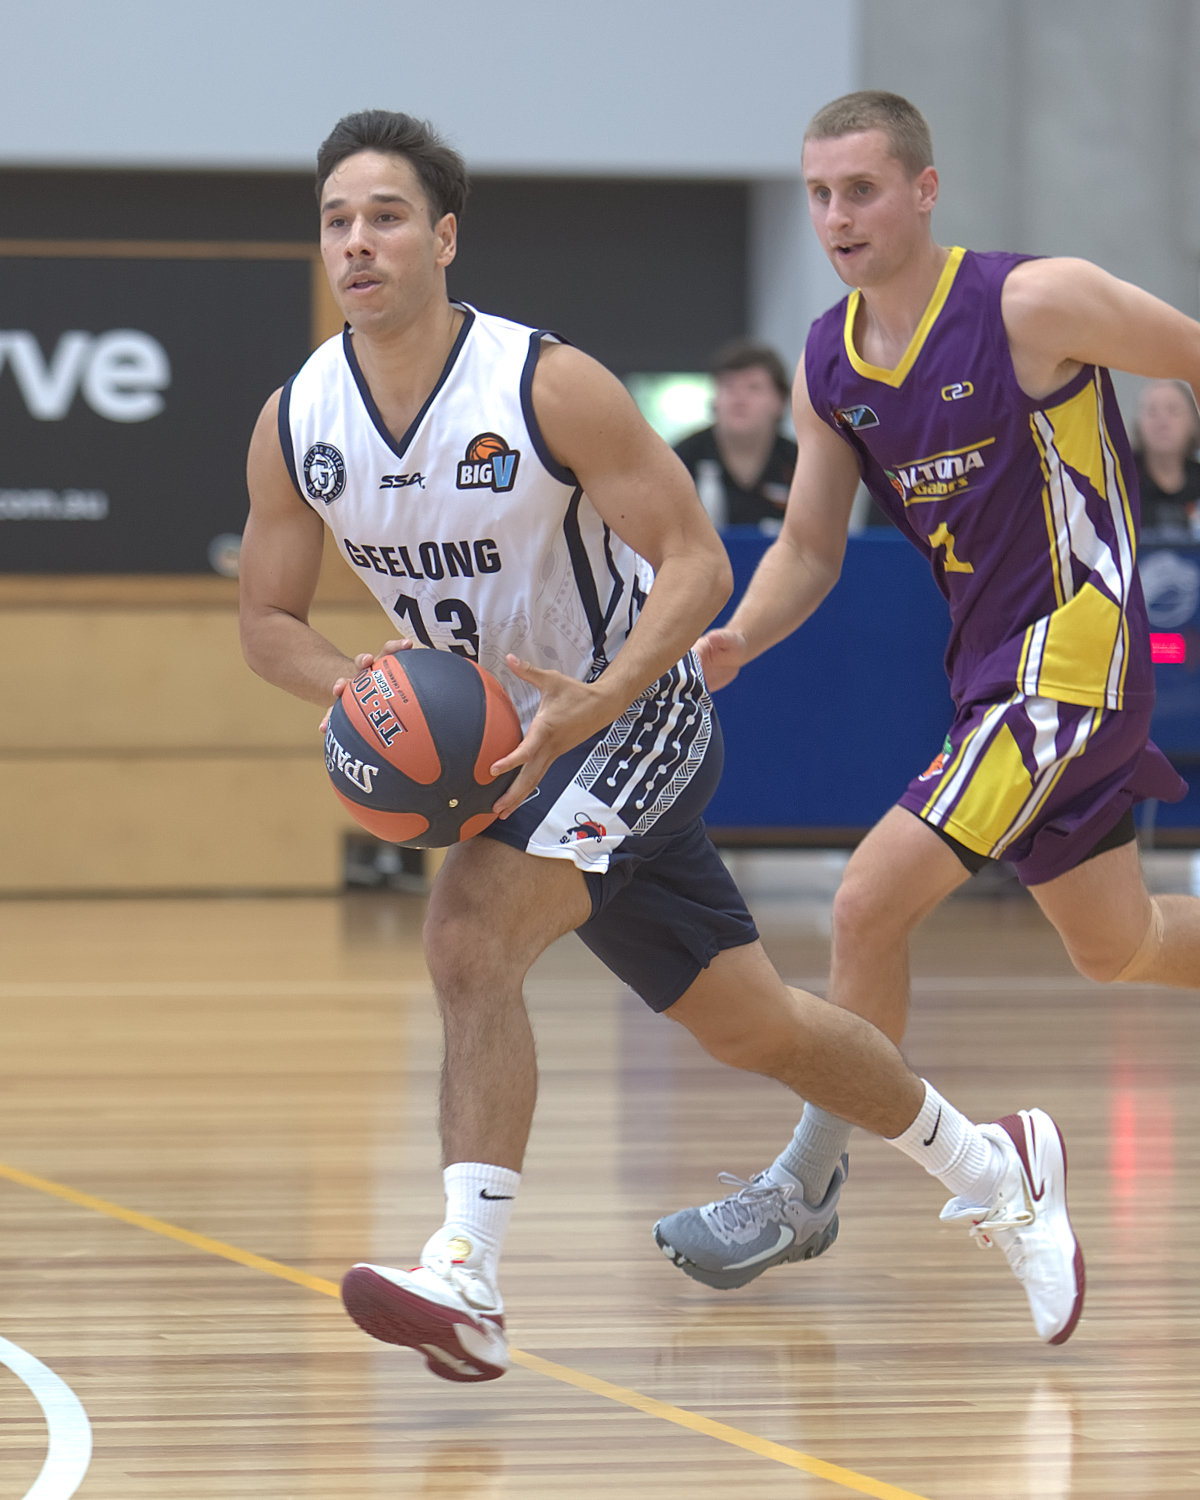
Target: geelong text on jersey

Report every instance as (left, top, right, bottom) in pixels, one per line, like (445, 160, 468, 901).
(344, 537, 502, 580)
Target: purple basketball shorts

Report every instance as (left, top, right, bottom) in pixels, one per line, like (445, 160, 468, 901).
(898, 691, 1187, 887)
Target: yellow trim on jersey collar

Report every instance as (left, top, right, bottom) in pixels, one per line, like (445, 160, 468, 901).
(843, 246, 966, 387)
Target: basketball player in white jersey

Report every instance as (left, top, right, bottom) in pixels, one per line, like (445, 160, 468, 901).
(240, 110, 1084, 1383)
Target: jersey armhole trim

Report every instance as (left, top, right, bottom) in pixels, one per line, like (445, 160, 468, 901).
(804, 336, 849, 443)
(562, 485, 608, 661)
(521, 330, 579, 487)
(276, 375, 306, 502)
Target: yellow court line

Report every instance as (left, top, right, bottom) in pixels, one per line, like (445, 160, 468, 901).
(0, 1161, 338, 1298)
(509, 1348, 931, 1499)
(0, 1159, 933, 1500)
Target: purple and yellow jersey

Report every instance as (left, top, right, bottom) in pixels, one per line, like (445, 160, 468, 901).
(805, 247, 1152, 712)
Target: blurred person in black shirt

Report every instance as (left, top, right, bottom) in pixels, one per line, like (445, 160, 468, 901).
(674, 340, 796, 530)
(1134, 379, 1200, 534)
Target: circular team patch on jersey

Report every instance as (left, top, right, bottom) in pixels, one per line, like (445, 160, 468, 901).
(303, 443, 346, 504)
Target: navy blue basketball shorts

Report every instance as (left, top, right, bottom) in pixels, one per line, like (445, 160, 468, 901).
(481, 665, 759, 1012)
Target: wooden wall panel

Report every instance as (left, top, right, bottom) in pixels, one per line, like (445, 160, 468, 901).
(0, 604, 384, 751)
(0, 756, 351, 891)
(0, 542, 393, 892)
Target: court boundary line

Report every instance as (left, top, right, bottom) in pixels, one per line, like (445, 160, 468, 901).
(0, 1332, 92, 1500)
(0, 1159, 932, 1500)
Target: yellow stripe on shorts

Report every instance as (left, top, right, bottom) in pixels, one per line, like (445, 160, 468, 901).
(938, 720, 1034, 857)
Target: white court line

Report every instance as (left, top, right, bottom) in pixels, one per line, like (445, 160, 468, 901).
(0, 1335, 92, 1500)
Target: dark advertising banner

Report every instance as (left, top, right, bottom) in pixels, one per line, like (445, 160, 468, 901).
(0, 247, 314, 572)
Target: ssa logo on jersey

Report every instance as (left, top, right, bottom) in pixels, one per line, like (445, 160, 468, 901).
(457, 432, 520, 493)
(304, 443, 347, 504)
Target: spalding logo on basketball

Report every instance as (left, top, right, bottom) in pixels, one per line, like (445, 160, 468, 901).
(325, 650, 522, 847)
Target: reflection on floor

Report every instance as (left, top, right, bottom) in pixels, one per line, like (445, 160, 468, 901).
(0, 851, 1196, 1496)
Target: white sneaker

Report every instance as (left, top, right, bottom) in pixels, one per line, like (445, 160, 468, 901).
(941, 1108, 1085, 1345)
(341, 1228, 510, 1382)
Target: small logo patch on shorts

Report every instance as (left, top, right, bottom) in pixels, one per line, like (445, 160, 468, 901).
(560, 813, 607, 844)
(918, 733, 954, 782)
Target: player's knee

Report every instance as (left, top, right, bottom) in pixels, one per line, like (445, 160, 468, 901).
(831, 875, 900, 947)
(424, 904, 498, 997)
(1065, 945, 1125, 984)
(424, 898, 539, 1001)
(677, 1007, 790, 1074)
(700, 1029, 777, 1074)
(1066, 899, 1164, 984)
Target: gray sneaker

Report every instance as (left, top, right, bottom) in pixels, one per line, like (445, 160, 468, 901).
(653, 1155, 848, 1290)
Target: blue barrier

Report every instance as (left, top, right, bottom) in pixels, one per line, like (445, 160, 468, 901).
(705, 530, 952, 836)
(704, 531, 1200, 840)
(1138, 540, 1200, 831)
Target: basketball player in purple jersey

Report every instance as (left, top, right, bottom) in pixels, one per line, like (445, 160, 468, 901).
(240, 110, 1084, 1383)
(657, 89, 1200, 1304)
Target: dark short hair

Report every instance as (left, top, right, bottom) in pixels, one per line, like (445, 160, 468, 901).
(709, 339, 790, 399)
(805, 90, 934, 178)
(315, 111, 469, 223)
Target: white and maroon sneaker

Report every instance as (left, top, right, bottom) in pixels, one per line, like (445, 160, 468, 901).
(940, 1108, 1085, 1345)
(341, 1229, 509, 1382)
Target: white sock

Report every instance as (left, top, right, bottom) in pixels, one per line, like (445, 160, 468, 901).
(434, 1161, 520, 1287)
(887, 1082, 1006, 1203)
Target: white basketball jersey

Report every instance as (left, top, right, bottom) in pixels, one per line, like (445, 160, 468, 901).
(280, 305, 659, 732)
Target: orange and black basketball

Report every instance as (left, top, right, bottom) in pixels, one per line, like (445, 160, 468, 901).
(325, 650, 522, 847)
(465, 431, 509, 464)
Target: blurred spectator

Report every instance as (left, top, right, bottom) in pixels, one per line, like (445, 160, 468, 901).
(1134, 379, 1200, 533)
(674, 340, 796, 530)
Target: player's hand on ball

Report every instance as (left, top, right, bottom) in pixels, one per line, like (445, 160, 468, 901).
(695, 628, 748, 691)
(490, 655, 615, 817)
(318, 645, 411, 733)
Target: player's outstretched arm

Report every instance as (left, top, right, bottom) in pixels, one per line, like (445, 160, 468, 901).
(489, 341, 732, 815)
(697, 357, 861, 691)
(240, 390, 372, 708)
(1003, 257, 1200, 398)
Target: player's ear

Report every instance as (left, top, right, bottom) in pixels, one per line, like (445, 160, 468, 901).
(915, 166, 939, 216)
(435, 213, 458, 268)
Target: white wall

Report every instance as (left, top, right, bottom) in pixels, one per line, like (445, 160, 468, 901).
(1, 0, 854, 176)
(861, 0, 1200, 415)
(0, 0, 859, 374)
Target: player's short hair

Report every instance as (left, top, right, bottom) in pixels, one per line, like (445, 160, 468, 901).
(315, 111, 469, 223)
(805, 91, 934, 179)
(709, 339, 791, 399)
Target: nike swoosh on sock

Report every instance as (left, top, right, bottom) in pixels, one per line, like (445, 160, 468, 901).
(479, 1190, 514, 1200)
(923, 1105, 943, 1148)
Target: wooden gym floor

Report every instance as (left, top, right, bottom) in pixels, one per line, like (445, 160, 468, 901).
(0, 852, 1197, 1498)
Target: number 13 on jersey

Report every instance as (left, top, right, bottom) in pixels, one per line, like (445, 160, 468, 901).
(393, 594, 481, 660)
